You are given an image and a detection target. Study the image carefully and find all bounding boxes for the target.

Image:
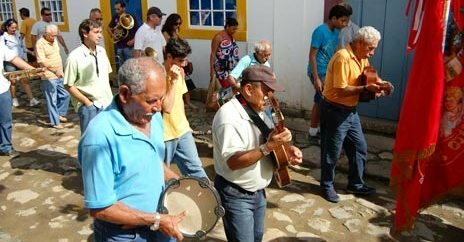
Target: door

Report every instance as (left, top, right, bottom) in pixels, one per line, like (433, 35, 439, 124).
(346, 0, 413, 121)
(100, 0, 147, 71)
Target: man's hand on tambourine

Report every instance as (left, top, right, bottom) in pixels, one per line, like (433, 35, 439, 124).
(159, 211, 187, 241)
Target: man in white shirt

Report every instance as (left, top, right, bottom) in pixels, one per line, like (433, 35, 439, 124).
(133, 7, 166, 63)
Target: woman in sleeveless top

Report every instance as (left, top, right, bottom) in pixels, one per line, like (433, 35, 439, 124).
(210, 18, 239, 88)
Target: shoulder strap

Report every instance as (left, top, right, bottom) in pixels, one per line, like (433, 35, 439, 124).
(237, 94, 272, 140)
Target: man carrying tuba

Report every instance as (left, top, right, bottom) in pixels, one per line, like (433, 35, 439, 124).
(107, 0, 138, 69)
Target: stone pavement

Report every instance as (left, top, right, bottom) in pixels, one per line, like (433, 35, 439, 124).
(0, 94, 463, 242)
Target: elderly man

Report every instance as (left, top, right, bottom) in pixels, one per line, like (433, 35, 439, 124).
(227, 40, 273, 89)
(107, 1, 138, 68)
(162, 38, 207, 178)
(133, 7, 166, 63)
(35, 24, 70, 129)
(212, 65, 303, 241)
(79, 57, 185, 241)
(0, 36, 39, 158)
(320, 26, 391, 203)
(64, 19, 113, 133)
(31, 7, 69, 54)
(89, 8, 103, 24)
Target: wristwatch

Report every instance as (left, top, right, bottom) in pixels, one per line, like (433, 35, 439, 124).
(259, 144, 271, 156)
(149, 212, 161, 231)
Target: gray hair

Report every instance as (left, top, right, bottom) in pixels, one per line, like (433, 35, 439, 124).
(118, 57, 166, 95)
(354, 26, 381, 45)
(254, 40, 272, 54)
(45, 24, 58, 34)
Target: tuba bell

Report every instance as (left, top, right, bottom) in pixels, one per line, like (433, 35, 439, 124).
(111, 13, 135, 43)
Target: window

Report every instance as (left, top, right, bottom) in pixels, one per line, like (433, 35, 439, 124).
(34, 0, 69, 32)
(189, 0, 237, 27)
(177, 0, 246, 41)
(0, 0, 16, 22)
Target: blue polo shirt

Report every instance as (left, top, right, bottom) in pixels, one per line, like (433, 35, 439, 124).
(78, 98, 165, 213)
(229, 53, 271, 80)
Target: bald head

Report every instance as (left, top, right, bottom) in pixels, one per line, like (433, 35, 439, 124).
(118, 57, 166, 94)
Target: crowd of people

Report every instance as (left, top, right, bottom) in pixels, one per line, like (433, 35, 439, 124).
(0, 1, 395, 241)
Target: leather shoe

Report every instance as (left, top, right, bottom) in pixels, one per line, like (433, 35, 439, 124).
(346, 185, 376, 196)
(0, 149, 20, 159)
(323, 189, 340, 203)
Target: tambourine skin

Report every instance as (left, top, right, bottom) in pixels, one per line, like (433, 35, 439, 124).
(160, 177, 224, 240)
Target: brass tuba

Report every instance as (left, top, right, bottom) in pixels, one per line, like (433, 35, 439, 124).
(111, 13, 134, 43)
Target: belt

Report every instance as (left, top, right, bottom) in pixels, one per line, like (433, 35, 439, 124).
(215, 175, 258, 196)
(323, 98, 356, 111)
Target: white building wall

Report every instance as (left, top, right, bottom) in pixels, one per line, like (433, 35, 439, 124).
(153, 0, 324, 110)
(12, 0, 325, 111)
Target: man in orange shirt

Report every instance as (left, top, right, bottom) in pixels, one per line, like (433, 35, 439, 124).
(320, 26, 389, 203)
(18, 8, 37, 65)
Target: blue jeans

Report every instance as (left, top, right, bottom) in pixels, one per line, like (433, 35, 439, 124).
(116, 47, 133, 70)
(214, 175, 266, 242)
(78, 104, 102, 134)
(42, 78, 70, 126)
(165, 131, 207, 178)
(320, 99, 367, 191)
(0, 90, 13, 153)
(93, 219, 173, 242)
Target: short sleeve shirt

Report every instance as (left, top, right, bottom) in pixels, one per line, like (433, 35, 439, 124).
(163, 68, 190, 141)
(323, 44, 370, 107)
(20, 17, 37, 48)
(35, 37, 63, 80)
(78, 99, 165, 212)
(134, 23, 166, 62)
(0, 41, 16, 94)
(64, 44, 113, 111)
(229, 53, 271, 80)
(308, 24, 340, 75)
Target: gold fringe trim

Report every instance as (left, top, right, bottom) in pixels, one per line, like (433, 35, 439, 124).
(390, 144, 436, 184)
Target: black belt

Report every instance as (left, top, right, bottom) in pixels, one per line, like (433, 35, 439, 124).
(215, 175, 258, 196)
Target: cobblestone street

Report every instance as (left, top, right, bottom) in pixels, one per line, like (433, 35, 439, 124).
(0, 97, 463, 242)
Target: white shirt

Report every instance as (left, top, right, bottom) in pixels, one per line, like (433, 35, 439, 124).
(0, 42, 15, 94)
(0, 33, 25, 59)
(212, 97, 275, 192)
(134, 23, 166, 62)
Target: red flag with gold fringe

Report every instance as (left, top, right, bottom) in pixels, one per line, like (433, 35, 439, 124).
(390, 0, 464, 233)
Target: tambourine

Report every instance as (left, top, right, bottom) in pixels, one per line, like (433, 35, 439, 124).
(160, 177, 225, 240)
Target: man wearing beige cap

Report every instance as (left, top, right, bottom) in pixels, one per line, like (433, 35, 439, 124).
(133, 7, 166, 63)
(212, 65, 303, 241)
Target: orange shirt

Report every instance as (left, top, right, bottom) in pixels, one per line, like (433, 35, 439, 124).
(323, 44, 370, 107)
(20, 17, 36, 49)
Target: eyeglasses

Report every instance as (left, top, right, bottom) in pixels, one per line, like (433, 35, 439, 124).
(96, 18, 103, 21)
(44, 13, 52, 16)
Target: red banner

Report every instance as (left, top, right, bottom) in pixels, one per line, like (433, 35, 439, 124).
(390, 0, 464, 233)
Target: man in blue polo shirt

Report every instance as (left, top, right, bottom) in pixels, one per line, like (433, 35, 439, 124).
(227, 40, 272, 89)
(78, 57, 184, 241)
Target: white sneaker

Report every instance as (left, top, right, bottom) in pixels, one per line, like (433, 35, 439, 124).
(309, 127, 319, 137)
(29, 98, 40, 107)
(12, 98, 19, 107)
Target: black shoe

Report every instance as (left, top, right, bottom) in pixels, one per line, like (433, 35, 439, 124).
(323, 188, 340, 203)
(0, 149, 20, 159)
(346, 185, 376, 196)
